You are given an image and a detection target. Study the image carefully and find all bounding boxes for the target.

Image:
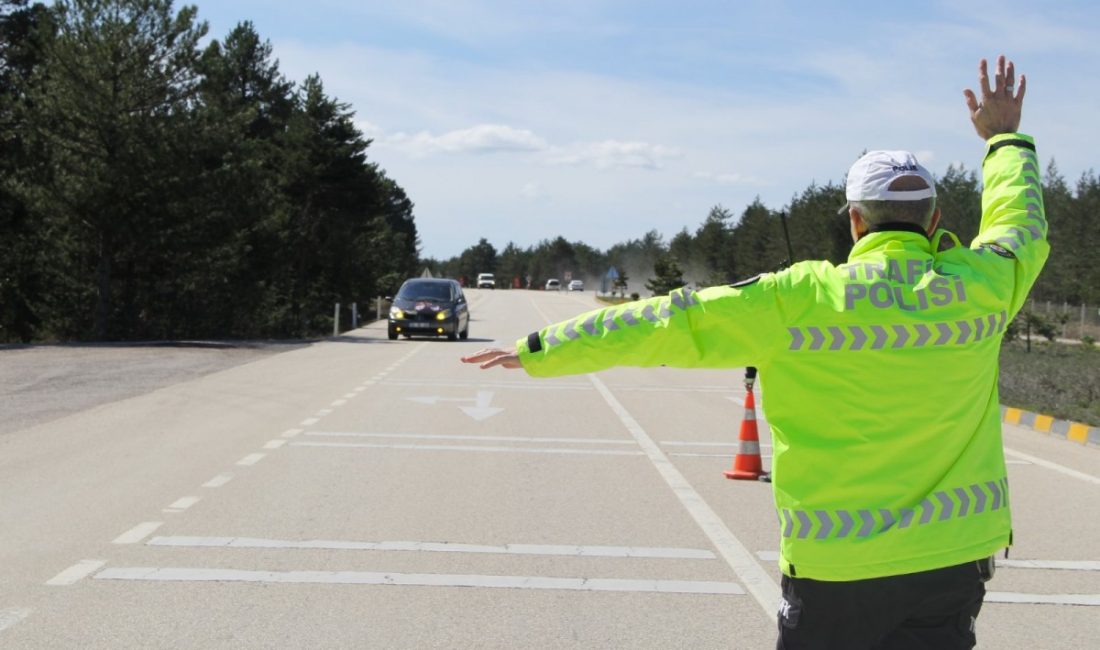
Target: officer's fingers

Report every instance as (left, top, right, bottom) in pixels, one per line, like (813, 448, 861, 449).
(993, 55, 1006, 93)
(977, 58, 992, 97)
(461, 348, 506, 363)
(963, 89, 980, 114)
(480, 354, 520, 370)
(1004, 60, 1016, 94)
(1016, 74, 1027, 103)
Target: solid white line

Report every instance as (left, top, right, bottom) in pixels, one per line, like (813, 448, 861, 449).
(1004, 448, 1100, 485)
(202, 473, 234, 488)
(306, 431, 636, 446)
(0, 608, 32, 634)
(291, 441, 645, 457)
(300, 418, 320, 426)
(236, 453, 266, 466)
(94, 567, 744, 595)
(1005, 460, 1031, 465)
(588, 375, 781, 621)
(264, 439, 287, 450)
(281, 428, 303, 438)
(999, 559, 1100, 572)
(662, 441, 773, 449)
(164, 496, 200, 512)
(46, 560, 106, 586)
(147, 536, 717, 559)
(986, 592, 1100, 606)
(112, 522, 163, 545)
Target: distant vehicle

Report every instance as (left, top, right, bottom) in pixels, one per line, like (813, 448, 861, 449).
(545, 279, 561, 291)
(388, 278, 469, 341)
(476, 273, 495, 289)
(568, 280, 584, 291)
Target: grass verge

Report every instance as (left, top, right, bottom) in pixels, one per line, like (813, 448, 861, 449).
(999, 340, 1100, 427)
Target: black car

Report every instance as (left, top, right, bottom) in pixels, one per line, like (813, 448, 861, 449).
(388, 278, 470, 341)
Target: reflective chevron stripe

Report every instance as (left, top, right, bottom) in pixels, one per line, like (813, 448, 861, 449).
(540, 286, 703, 349)
(788, 312, 1008, 351)
(780, 477, 1009, 539)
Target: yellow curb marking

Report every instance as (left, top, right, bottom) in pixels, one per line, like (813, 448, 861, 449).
(1068, 423, 1090, 445)
(1004, 408, 1022, 424)
(1033, 414, 1054, 432)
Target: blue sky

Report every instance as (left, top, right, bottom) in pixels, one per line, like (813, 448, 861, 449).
(192, 1, 1099, 259)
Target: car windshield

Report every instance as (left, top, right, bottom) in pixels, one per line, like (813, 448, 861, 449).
(397, 281, 452, 301)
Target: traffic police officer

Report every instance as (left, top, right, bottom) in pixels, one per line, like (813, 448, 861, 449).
(463, 55, 1046, 650)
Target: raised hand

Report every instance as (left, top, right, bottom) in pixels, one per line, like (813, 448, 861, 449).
(963, 55, 1026, 140)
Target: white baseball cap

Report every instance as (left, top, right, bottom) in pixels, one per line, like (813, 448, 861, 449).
(839, 150, 936, 214)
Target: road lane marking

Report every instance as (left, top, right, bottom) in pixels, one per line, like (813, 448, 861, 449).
(202, 473, 234, 488)
(94, 567, 744, 595)
(331, 399, 347, 406)
(987, 592, 1100, 606)
(291, 441, 645, 457)
(281, 429, 303, 439)
(316, 409, 333, 416)
(999, 559, 1100, 572)
(46, 560, 105, 586)
(300, 418, 320, 426)
(670, 453, 773, 460)
(306, 431, 637, 446)
(112, 522, 163, 545)
(662, 441, 773, 448)
(589, 375, 781, 622)
(236, 453, 266, 466)
(1003, 448, 1100, 485)
(147, 536, 717, 559)
(163, 497, 201, 513)
(0, 608, 31, 634)
(343, 393, 358, 399)
(264, 440, 287, 450)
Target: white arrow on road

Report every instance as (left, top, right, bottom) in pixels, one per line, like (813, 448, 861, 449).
(406, 391, 503, 421)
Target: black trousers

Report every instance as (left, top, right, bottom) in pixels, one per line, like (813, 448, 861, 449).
(776, 560, 987, 650)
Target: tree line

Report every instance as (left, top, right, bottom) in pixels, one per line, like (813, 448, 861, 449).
(0, 0, 418, 343)
(433, 164, 1098, 305)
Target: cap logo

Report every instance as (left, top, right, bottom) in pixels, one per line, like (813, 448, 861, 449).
(891, 164, 919, 172)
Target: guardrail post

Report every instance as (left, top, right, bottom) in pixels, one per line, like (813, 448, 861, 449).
(351, 302, 358, 329)
(334, 302, 340, 336)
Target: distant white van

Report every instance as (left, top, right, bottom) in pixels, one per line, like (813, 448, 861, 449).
(476, 273, 495, 289)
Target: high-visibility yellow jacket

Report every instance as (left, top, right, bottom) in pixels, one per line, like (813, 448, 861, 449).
(516, 133, 1048, 581)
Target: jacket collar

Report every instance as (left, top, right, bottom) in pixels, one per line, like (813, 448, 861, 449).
(848, 230, 933, 261)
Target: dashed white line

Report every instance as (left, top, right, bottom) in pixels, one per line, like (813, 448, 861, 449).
(147, 536, 717, 559)
(203, 473, 235, 488)
(94, 567, 744, 595)
(355, 386, 368, 392)
(330, 399, 347, 407)
(264, 440, 287, 450)
(46, 560, 106, 586)
(999, 559, 1100, 572)
(281, 429, 303, 439)
(316, 409, 333, 417)
(306, 431, 636, 446)
(291, 441, 645, 457)
(300, 418, 320, 426)
(0, 608, 32, 633)
(236, 453, 266, 466)
(163, 496, 201, 513)
(343, 393, 358, 399)
(112, 522, 163, 545)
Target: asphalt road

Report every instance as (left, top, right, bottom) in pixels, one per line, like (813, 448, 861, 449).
(1, 289, 1097, 648)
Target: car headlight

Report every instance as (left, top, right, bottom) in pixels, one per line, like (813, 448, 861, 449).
(435, 310, 451, 321)
(389, 307, 405, 319)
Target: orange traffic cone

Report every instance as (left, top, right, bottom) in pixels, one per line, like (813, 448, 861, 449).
(724, 378, 768, 481)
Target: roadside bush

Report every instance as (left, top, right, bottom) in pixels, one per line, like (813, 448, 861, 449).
(999, 340, 1100, 426)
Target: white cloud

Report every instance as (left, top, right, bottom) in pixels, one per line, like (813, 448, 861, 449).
(385, 124, 548, 156)
(520, 182, 546, 200)
(547, 140, 681, 170)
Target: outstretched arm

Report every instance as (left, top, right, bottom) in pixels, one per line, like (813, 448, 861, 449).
(461, 348, 521, 370)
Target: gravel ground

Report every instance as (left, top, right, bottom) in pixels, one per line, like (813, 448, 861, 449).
(0, 341, 309, 436)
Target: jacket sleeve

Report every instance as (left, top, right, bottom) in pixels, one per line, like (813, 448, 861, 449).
(973, 132, 1050, 317)
(515, 278, 786, 378)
